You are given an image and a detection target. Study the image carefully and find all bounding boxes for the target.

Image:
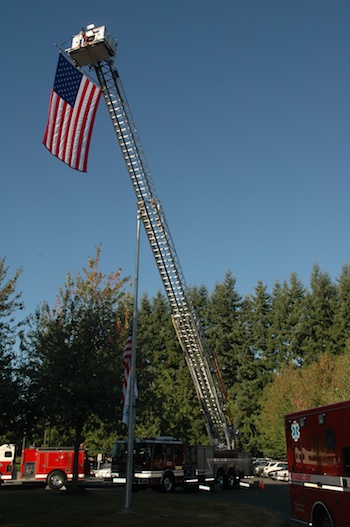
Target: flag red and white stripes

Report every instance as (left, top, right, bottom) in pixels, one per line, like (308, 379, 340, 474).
(122, 330, 137, 426)
(42, 53, 101, 172)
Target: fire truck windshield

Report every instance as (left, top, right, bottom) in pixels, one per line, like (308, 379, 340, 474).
(112, 441, 151, 463)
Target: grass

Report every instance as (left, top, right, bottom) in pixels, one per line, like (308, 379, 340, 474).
(0, 485, 281, 527)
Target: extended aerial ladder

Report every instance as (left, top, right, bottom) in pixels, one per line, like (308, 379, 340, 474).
(67, 25, 234, 449)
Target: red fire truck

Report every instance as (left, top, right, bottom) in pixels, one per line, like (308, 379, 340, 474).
(0, 444, 90, 490)
(111, 436, 253, 492)
(285, 400, 350, 527)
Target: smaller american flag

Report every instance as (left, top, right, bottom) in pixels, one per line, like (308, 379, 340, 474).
(42, 53, 101, 172)
(121, 328, 138, 426)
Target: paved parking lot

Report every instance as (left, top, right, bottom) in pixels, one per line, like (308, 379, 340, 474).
(211, 477, 298, 526)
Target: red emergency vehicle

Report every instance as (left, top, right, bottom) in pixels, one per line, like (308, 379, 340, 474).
(0, 444, 90, 490)
(285, 400, 350, 527)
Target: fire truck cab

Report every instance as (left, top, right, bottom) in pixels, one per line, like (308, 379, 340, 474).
(285, 400, 350, 527)
(0, 444, 15, 482)
(112, 437, 200, 492)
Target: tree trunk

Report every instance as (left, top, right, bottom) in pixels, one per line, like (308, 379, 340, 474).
(71, 426, 83, 490)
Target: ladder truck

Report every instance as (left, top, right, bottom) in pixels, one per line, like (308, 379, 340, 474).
(66, 25, 241, 456)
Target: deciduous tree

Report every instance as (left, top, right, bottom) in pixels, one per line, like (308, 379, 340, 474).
(23, 248, 131, 486)
(0, 257, 23, 441)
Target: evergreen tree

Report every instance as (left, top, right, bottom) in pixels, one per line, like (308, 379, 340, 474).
(206, 270, 243, 390)
(303, 264, 337, 362)
(269, 273, 307, 368)
(333, 263, 350, 351)
(285, 272, 308, 365)
(233, 281, 272, 454)
(135, 292, 169, 435)
(233, 343, 266, 454)
(136, 291, 206, 443)
(246, 280, 272, 365)
(269, 280, 289, 369)
(188, 283, 209, 330)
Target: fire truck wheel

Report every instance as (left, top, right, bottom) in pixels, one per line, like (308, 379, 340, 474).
(161, 471, 175, 493)
(320, 516, 332, 527)
(226, 469, 236, 489)
(47, 470, 66, 490)
(216, 469, 226, 490)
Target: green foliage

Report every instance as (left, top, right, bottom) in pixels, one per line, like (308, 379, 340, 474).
(269, 273, 307, 368)
(257, 365, 301, 458)
(135, 291, 206, 443)
(22, 247, 132, 452)
(258, 350, 350, 458)
(207, 270, 243, 389)
(83, 419, 118, 457)
(0, 257, 24, 439)
(303, 264, 337, 361)
(5, 251, 350, 460)
(232, 281, 272, 454)
(333, 264, 350, 349)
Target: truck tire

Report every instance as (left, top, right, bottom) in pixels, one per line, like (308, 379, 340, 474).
(320, 516, 332, 527)
(313, 506, 333, 527)
(226, 468, 237, 489)
(161, 471, 175, 493)
(47, 470, 66, 490)
(216, 469, 226, 490)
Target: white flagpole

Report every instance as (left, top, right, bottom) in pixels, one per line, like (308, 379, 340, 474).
(124, 208, 141, 511)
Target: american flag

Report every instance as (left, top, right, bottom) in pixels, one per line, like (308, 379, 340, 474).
(122, 328, 138, 426)
(42, 53, 101, 172)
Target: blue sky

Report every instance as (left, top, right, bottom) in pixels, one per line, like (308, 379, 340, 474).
(2, 0, 350, 321)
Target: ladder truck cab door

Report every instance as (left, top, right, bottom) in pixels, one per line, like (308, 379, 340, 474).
(152, 439, 183, 492)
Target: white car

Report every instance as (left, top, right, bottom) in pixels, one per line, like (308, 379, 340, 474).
(253, 462, 267, 476)
(264, 461, 288, 477)
(254, 460, 274, 476)
(272, 469, 289, 482)
(262, 461, 279, 476)
(92, 463, 112, 479)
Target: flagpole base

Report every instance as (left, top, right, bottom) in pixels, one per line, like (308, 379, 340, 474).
(121, 508, 136, 514)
